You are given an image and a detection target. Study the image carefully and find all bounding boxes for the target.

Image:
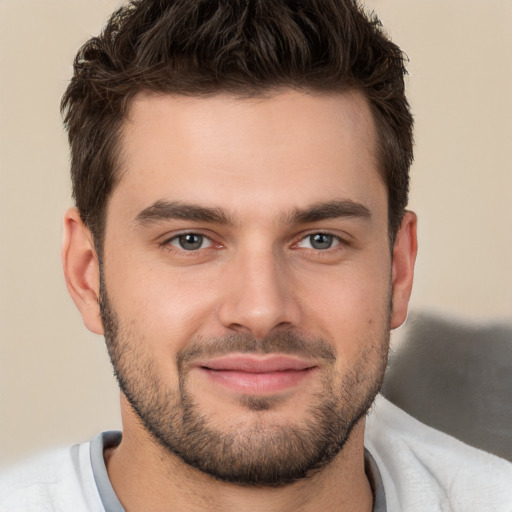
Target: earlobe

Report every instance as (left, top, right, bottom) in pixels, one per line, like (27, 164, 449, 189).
(62, 208, 104, 335)
(390, 211, 418, 329)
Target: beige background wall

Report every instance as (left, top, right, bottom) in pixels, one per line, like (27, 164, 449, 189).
(0, 1, 511, 467)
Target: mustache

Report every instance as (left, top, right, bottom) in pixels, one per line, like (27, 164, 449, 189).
(177, 331, 336, 369)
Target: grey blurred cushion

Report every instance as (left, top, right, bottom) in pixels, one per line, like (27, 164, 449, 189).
(381, 312, 512, 462)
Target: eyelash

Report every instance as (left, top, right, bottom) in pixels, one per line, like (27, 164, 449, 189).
(160, 232, 217, 252)
(294, 232, 343, 251)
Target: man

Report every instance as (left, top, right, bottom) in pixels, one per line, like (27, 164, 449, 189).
(0, 0, 510, 510)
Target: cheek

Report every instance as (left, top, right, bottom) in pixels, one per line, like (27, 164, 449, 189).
(297, 261, 391, 354)
(104, 256, 222, 352)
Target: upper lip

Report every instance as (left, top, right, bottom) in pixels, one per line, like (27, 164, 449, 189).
(195, 355, 317, 373)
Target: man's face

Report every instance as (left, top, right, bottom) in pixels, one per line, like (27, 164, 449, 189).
(93, 90, 410, 484)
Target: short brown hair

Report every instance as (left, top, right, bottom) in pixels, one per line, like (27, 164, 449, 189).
(61, 0, 413, 249)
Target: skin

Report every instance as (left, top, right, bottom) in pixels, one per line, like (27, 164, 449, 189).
(62, 89, 417, 512)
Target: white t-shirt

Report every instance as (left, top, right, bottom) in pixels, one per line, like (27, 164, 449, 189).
(0, 395, 511, 511)
(364, 396, 512, 511)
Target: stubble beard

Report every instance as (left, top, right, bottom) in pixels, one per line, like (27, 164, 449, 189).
(99, 282, 390, 486)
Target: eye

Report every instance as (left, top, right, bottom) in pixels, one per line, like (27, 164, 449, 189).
(297, 233, 340, 250)
(168, 233, 213, 251)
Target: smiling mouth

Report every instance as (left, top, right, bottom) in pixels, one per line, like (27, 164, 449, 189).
(195, 355, 318, 394)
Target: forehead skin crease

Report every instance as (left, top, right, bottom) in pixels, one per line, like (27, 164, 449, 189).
(109, 89, 385, 238)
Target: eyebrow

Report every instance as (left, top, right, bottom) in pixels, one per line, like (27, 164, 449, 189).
(134, 200, 231, 226)
(134, 198, 371, 227)
(286, 200, 372, 224)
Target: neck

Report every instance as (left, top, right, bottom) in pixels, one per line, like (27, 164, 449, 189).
(105, 403, 373, 512)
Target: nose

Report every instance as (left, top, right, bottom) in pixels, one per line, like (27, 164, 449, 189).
(217, 248, 301, 339)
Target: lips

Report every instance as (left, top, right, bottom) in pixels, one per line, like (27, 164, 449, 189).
(195, 355, 317, 394)
(199, 355, 315, 373)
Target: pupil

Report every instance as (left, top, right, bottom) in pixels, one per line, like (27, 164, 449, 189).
(179, 234, 203, 250)
(311, 233, 332, 250)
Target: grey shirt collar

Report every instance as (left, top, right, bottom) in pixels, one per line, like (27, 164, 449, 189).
(90, 431, 125, 512)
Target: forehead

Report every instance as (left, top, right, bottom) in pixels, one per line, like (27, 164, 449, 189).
(112, 89, 385, 224)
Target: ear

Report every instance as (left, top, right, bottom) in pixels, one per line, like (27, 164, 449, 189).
(390, 211, 418, 329)
(62, 208, 104, 335)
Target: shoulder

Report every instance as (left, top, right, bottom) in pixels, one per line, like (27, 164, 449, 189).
(365, 394, 512, 512)
(0, 441, 101, 512)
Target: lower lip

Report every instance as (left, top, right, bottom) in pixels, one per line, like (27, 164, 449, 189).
(198, 367, 315, 394)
